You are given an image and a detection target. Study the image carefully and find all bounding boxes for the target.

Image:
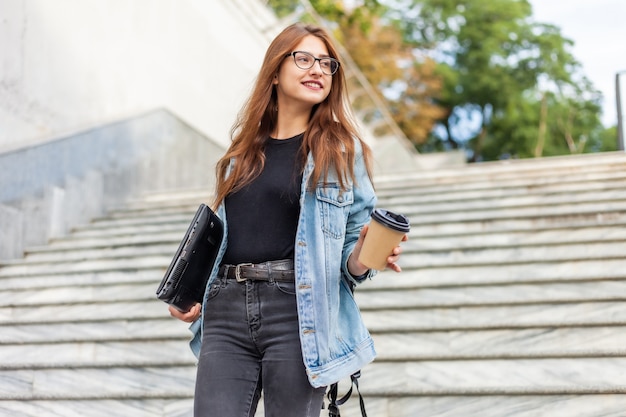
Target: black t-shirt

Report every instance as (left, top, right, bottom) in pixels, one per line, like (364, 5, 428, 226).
(221, 133, 304, 265)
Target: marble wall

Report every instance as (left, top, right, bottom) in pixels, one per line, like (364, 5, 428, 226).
(0, 0, 277, 151)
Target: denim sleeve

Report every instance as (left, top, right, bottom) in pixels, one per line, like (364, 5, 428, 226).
(188, 319, 202, 358)
(341, 140, 378, 286)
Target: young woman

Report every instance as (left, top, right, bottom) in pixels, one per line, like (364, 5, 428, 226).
(169, 22, 406, 417)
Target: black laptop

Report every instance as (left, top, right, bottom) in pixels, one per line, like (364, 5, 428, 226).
(156, 203, 224, 312)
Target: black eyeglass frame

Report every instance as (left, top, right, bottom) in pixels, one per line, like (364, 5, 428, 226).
(285, 51, 341, 76)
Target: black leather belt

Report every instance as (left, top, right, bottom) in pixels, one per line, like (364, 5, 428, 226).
(218, 259, 295, 282)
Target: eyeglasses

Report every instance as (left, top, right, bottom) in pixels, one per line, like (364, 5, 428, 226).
(285, 51, 340, 76)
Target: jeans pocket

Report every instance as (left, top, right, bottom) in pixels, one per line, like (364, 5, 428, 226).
(272, 280, 297, 295)
(206, 280, 223, 301)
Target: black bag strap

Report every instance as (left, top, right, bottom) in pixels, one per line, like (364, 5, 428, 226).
(326, 276, 368, 416)
(327, 370, 367, 417)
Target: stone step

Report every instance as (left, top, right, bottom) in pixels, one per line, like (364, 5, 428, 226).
(4, 358, 626, 401)
(0, 269, 160, 290)
(2, 255, 625, 287)
(376, 168, 626, 197)
(0, 301, 166, 325)
(0, 340, 196, 370)
(358, 358, 626, 396)
(3, 395, 626, 417)
(399, 247, 626, 269)
(127, 188, 210, 204)
(60, 197, 626, 239)
(343, 395, 626, 417)
(4, 273, 625, 316)
(6, 278, 624, 326)
(3, 300, 624, 345)
(109, 185, 626, 223)
(1, 150, 625, 416)
(23, 221, 626, 258)
(60, 211, 626, 241)
(360, 301, 626, 332)
(410, 224, 626, 249)
(68, 222, 188, 239)
(0, 282, 159, 307)
(372, 326, 626, 361)
(4, 279, 625, 327)
(23, 232, 184, 256)
(0, 399, 194, 417)
(0, 318, 186, 344)
(377, 175, 626, 203)
(104, 203, 204, 220)
(371, 259, 626, 287)
(11, 232, 624, 267)
(0, 256, 169, 277)
(0, 365, 196, 401)
(2, 277, 625, 326)
(409, 213, 626, 236)
(402, 241, 626, 267)
(73, 213, 194, 232)
(0, 285, 626, 337)
(393, 200, 626, 226)
(375, 152, 626, 186)
(355, 279, 626, 307)
(3, 325, 625, 370)
(15, 243, 177, 265)
(383, 189, 626, 215)
(0, 288, 626, 344)
(116, 172, 626, 212)
(111, 180, 626, 228)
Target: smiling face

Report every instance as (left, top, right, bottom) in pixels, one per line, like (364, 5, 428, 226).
(273, 35, 333, 113)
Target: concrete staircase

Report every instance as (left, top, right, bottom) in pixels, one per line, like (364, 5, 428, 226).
(1, 151, 626, 416)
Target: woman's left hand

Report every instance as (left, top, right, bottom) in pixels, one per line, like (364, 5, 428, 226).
(349, 225, 409, 274)
(385, 233, 408, 272)
(347, 225, 370, 276)
(169, 303, 201, 323)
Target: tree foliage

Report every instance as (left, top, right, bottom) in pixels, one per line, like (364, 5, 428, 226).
(266, 0, 611, 161)
(337, 11, 446, 143)
(388, 0, 607, 160)
(267, 0, 445, 144)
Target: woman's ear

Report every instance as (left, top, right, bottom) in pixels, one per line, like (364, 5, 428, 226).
(273, 73, 279, 85)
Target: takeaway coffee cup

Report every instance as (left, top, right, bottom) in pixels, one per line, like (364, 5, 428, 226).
(358, 208, 410, 270)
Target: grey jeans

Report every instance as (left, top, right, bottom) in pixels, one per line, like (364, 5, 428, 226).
(194, 274, 326, 417)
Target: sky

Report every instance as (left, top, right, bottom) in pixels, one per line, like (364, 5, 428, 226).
(528, 0, 626, 127)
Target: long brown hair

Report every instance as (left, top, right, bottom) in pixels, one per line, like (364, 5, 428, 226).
(213, 23, 373, 208)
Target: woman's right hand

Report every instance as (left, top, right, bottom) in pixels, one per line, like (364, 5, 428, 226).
(169, 303, 201, 323)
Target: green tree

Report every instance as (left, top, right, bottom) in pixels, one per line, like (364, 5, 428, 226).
(392, 0, 605, 160)
(338, 11, 446, 143)
(595, 125, 619, 153)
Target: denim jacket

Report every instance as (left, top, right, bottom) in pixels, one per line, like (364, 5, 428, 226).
(188, 141, 378, 388)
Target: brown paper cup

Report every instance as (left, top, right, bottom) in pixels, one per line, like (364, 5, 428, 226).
(358, 209, 410, 270)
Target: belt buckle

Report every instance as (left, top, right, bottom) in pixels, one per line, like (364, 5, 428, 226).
(235, 263, 253, 282)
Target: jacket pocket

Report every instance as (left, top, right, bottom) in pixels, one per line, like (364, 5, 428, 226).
(316, 183, 353, 239)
